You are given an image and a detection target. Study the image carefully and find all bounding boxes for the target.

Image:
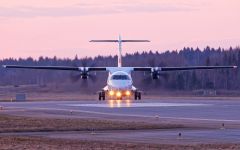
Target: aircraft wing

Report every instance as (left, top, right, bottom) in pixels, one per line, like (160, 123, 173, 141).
(3, 65, 107, 71)
(160, 66, 237, 71)
(3, 65, 80, 71)
(3, 65, 237, 72)
(133, 66, 237, 72)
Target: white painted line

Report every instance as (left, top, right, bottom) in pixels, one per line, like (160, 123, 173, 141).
(62, 102, 211, 108)
(158, 116, 240, 123)
(7, 106, 240, 123)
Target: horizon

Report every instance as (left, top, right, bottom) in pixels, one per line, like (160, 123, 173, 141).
(0, 0, 240, 59)
(1, 45, 239, 61)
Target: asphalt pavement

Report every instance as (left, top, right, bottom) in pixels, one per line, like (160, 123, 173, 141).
(1, 98, 240, 144)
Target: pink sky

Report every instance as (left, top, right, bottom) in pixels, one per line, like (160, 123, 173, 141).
(0, 0, 239, 59)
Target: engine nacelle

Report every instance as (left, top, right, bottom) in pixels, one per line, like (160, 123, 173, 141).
(152, 72, 159, 79)
(151, 68, 160, 80)
(81, 72, 88, 79)
(80, 67, 89, 79)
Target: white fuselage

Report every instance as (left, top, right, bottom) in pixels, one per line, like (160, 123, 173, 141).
(103, 69, 136, 99)
(107, 71, 133, 91)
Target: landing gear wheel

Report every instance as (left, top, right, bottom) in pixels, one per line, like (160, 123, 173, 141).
(102, 92, 105, 100)
(134, 91, 141, 100)
(134, 92, 138, 100)
(98, 93, 102, 101)
(98, 91, 105, 101)
(138, 92, 141, 100)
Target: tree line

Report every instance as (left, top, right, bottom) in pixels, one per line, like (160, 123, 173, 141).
(0, 46, 240, 92)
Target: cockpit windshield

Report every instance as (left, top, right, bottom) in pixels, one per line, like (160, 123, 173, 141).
(111, 75, 130, 80)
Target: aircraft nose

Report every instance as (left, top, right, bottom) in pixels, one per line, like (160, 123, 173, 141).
(109, 80, 132, 89)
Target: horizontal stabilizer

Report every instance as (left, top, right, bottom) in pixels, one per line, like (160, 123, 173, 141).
(90, 36, 150, 67)
(90, 40, 150, 42)
(122, 40, 150, 42)
(90, 40, 118, 42)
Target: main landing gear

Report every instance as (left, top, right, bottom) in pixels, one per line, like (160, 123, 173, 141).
(99, 91, 105, 101)
(99, 91, 141, 101)
(134, 91, 141, 100)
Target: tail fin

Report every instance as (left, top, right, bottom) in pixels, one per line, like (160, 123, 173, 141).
(90, 35, 150, 67)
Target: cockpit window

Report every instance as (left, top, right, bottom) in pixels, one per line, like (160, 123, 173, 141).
(111, 75, 130, 80)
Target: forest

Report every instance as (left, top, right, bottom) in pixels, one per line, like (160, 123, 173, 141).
(0, 46, 240, 92)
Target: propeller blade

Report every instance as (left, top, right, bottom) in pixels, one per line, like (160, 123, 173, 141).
(70, 72, 82, 82)
(89, 74, 97, 82)
(81, 59, 88, 67)
(159, 73, 169, 80)
(69, 59, 98, 84)
(141, 73, 153, 86)
(153, 78, 162, 87)
(80, 79, 89, 87)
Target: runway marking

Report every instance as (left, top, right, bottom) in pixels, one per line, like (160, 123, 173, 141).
(62, 102, 211, 108)
(6, 106, 240, 123)
(157, 116, 240, 123)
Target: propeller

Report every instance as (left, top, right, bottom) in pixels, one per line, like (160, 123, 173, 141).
(148, 59, 169, 80)
(69, 59, 97, 86)
(141, 59, 169, 87)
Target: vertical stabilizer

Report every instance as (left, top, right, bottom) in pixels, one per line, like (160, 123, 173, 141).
(118, 35, 122, 67)
(90, 36, 150, 67)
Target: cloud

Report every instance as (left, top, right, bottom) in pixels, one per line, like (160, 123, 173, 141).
(0, 1, 199, 18)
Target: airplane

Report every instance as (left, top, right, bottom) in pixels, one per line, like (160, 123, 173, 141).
(3, 36, 237, 101)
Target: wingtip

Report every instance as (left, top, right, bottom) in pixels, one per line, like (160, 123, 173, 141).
(2, 65, 6, 68)
(233, 66, 238, 69)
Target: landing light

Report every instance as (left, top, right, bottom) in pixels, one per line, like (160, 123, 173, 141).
(116, 91, 122, 97)
(109, 91, 114, 96)
(126, 91, 131, 96)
